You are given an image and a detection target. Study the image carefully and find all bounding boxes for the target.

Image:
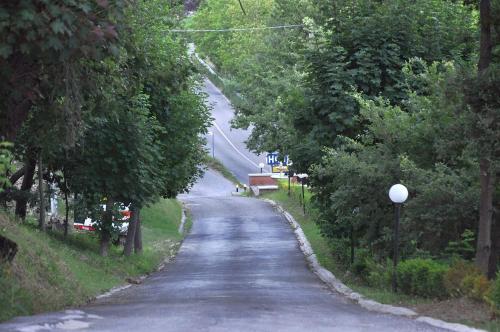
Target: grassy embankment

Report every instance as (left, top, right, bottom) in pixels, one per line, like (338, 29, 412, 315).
(205, 156, 243, 187)
(261, 181, 500, 332)
(0, 198, 188, 322)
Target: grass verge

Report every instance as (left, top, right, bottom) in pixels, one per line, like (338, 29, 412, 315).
(261, 183, 500, 332)
(205, 156, 243, 187)
(0, 198, 184, 322)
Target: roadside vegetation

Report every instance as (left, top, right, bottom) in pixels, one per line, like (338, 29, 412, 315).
(0, 1, 209, 254)
(0, 198, 184, 322)
(188, 0, 499, 326)
(262, 182, 500, 331)
(0, 0, 209, 320)
(205, 156, 243, 187)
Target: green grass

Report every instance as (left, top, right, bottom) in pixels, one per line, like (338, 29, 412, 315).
(205, 156, 243, 187)
(0, 198, 184, 322)
(261, 185, 342, 278)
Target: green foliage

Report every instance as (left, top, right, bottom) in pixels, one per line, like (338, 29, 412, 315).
(462, 274, 491, 302)
(309, 61, 481, 260)
(489, 273, 500, 314)
(0, 0, 209, 252)
(444, 230, 476, 260)
(0, 0, 126, 142)
(396, 258, 449, 298)
(444, 260, 483, 297)
(0, 141, 12, 192)
(293, 0, 478, 169)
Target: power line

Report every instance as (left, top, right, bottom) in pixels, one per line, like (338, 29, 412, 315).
(167, 24, 303, 33)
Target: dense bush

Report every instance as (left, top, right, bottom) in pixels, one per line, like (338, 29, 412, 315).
(488, 273, 500, 315)
(365, 259, 393, 289)
(462, 274, 491, 302)
(444, 260, 482, 297)
(396, 259, 449, 298)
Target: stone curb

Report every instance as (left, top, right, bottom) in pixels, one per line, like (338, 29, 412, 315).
(262, 199, 485, 332)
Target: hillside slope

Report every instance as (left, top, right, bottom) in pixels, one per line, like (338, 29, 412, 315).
(0, 199, 186, 322)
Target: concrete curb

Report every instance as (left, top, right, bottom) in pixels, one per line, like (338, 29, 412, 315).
(95, 284, 131, 300)
(263, 199, 486, 332)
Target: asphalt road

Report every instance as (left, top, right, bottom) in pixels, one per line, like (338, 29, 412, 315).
(204, 79, 269, 184)
(0, 80, 446, 332)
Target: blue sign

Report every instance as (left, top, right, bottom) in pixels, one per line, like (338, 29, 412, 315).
(266, 153, 289, 166)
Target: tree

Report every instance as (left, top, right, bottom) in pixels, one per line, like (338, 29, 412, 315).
(471, 0, 500, 277)
(0, 0, 126, 222)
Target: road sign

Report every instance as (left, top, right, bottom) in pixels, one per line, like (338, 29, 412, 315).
(266, 153, 289, 166)
(272, 165, 288, 173)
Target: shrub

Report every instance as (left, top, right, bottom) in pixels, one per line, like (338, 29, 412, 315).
(488, 273, 500, 316)
(351, 249, 372, 278)
(444, 260, 482, 297)
(397, 258, 449, 298)
(366, 259, 392, 289)
(466, 274, 491, 302)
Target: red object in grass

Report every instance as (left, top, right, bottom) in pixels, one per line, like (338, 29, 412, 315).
(74, 224, 96, 232)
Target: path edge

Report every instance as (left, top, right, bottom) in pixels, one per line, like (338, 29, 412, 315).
(263, 198, 485, 332)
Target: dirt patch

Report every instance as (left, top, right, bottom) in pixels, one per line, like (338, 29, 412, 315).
(412, 297, 493, 326)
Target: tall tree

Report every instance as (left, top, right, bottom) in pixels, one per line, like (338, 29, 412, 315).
(473, 0, 500, 277)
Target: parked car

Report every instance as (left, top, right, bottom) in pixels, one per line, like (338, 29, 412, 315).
(73, 205, 130, 245)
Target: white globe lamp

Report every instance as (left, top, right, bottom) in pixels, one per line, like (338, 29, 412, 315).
(389, 184, 408, 204)
(258, 162, 265, 173)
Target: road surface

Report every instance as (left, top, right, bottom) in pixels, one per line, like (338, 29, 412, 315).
(204, 78, 269, 184)
(0, 80, 446, 332)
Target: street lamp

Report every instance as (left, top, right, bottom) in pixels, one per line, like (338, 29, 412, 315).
(297, 174, 308, 214)
(207, 131, 214, 158)
(258, 162, 265, 174)
(287, 161, 293, 196)
(389, 183, 409, 293)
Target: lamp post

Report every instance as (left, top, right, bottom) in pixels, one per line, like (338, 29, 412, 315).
(287, 161, 293, 196)
(259, 162, 265, 174)
(297, 174, 308, 214)
(389, 183, 409, 293)
(207, 131, 214, 158)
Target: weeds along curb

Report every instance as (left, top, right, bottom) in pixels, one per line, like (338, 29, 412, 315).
(178, 205, 187, 234)
(95, 205, 188, 301)
(262, 199, 485, 332)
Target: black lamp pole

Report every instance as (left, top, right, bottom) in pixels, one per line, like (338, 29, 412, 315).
(392, 203, 401, 292)
(288, 173, 291, 196)
(301, 180, 305, 214)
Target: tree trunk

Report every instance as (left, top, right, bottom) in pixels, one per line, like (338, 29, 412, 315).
(123, 205, 139, 256)
(99, 230, 111, 257)
(99, 198, 114, 257)
(476, 158, 494, 274)
(64, 190, 69, 238)
(478, 0, 492, 72)
(8, 166, 25, 186)
(38, 153, 45, 231)
(134, 209, 142, 254)
(14, 158, 36, 220)
(488, 184, 499, 278)
(475, 0, 494, 276)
